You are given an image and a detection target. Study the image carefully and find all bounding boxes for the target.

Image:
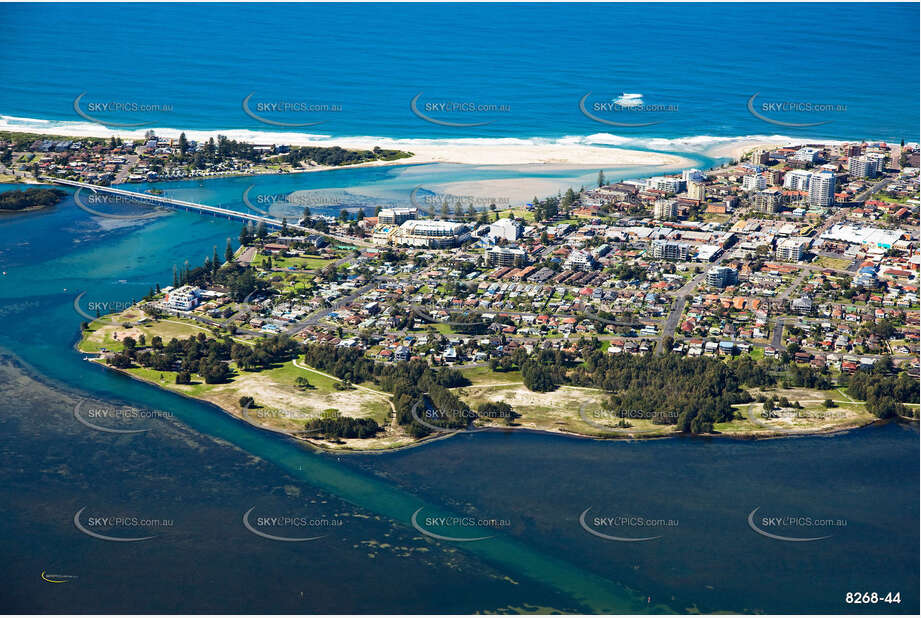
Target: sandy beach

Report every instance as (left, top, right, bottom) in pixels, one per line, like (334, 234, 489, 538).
(1, 119, 699, 168)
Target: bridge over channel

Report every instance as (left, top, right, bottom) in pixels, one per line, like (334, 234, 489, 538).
(43, 177, 372, 247)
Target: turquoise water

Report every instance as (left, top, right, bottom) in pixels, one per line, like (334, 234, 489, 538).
(1, 3, 918, 146)
(0, 172, 918, 613)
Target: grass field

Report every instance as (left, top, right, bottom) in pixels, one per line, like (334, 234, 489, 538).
(813, 256, 853, 271)
(460, 365, 523, 386)
(78, 312, 225, 353)
(456, 383, 676, 437)
(717, 397, 874, 435)
(253, 254, 336, 270)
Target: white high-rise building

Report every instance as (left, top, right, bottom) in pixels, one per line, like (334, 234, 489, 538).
(776, 237, 809, 262)
(651, 240, 690, 261)
(706, 266, 737, 288)
(783, 169, 813, 191)
(564, 249, 596, 271)
(687, 180, 706, 201)
(378, 207, 418, 225)
(682, 168, 707, 182)
(646, 176, 681, 194)
(848, 156, 880, 178)
(486, 246, 527, 267)
(653, 199, 678, 220)
(808, 171, 836, 207)
(488, 217, 523, 242)
(742, 174, 767, 192)
(851, 153, 886, 178)
(793, 147, 820, 163)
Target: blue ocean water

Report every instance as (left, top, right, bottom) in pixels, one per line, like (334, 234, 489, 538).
(0, 2, 918, 147)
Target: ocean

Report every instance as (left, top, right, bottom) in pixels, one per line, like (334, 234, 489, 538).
(0, 2, 919, 150)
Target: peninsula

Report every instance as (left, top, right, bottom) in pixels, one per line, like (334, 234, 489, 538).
(72, 137, 919, 450)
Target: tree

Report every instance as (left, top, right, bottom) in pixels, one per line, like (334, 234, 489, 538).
(239, 223, 252, 247)
(597, 170, 606, 187)
(225, 238, 234, 263)
(522, 360, 558, 392)
(255, 221, 267, 240)
(294, 376, 312, 390)
(281, 217, 288, 235)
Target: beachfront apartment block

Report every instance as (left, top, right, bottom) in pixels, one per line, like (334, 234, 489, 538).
(646, 176, 682, 194)
(488, 218, 523, 242)
(793, 147, 821, 163)
(742, 174, 767, 192)
(783, 169, 813, 191)
(808, 171, 836, 207)
(848, 155, 883, 178)
(682, 168, 707, 183)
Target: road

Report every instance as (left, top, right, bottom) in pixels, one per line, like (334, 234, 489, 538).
(655, 249, 734, 354)
(853, 177, 892, 203)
